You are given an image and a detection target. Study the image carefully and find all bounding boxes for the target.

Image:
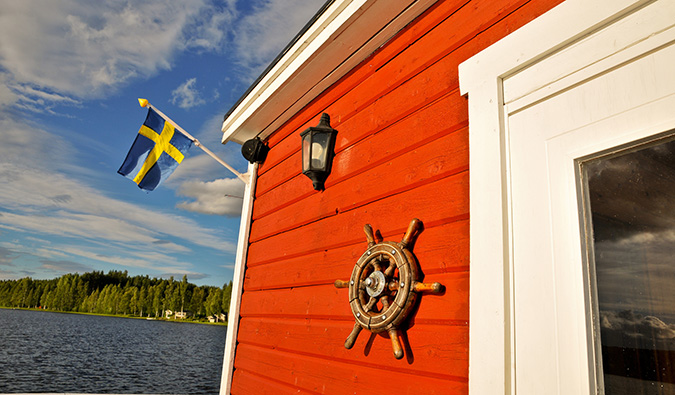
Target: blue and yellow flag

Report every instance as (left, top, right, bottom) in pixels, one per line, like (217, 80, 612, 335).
(118, 108, 192, 191)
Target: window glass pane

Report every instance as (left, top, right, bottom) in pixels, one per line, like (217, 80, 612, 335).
(582, 136, 675, 395)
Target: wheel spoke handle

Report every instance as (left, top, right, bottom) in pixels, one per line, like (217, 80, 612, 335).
(363, 224, 376, 247)
(389, 328, 403, 359)
(344, 323, 363, 349)
(413, 281, 444, 293)
(334, 279, 349, 288)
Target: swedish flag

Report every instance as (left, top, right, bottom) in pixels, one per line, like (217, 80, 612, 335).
(118, 108, 192, 191)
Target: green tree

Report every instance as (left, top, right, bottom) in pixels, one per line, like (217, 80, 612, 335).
(137, 287, 147, 316)
(205, 287, 223, 318)
(179, 275, 189, 314)
(153, 282, 165, 317)
(0, 270, 231, 322)
(118, 286, 133, 315)
(189, 287, 206, 316)
(222, 281, 233, 313)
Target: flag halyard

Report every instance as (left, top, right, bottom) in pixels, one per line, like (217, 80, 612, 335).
(118, 108, 192, 191)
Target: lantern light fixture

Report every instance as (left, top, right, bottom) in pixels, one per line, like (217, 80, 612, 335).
(300, 113, 337, 190)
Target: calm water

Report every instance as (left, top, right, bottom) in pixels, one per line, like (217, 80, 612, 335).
(0, 309, 227, 394)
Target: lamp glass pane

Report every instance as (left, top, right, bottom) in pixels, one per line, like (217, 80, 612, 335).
(302, 133, 311, 171)
(311, 132, 330, 170)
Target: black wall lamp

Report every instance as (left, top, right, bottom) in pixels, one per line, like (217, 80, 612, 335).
(300, 113, 337, 190)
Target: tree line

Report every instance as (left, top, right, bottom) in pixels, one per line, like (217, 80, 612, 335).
(0, 270, 232, 321)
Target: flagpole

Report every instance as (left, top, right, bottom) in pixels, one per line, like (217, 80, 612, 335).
(138, 98, 249, 184)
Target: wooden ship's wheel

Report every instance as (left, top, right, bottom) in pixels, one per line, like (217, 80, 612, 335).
(334, 218, 443, 359)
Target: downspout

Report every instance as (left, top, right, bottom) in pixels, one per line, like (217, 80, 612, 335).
(219, 161, 258, 395)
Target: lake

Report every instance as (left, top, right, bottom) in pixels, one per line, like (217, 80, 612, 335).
(0, 308, 227, 394)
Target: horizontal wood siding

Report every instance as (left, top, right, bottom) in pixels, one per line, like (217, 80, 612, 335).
(231, 0, 563, 393)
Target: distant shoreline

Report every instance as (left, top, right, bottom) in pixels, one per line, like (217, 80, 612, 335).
(0, 307, 228, 326)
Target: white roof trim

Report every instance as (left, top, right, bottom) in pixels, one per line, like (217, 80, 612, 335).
(221, 0, 438, 145)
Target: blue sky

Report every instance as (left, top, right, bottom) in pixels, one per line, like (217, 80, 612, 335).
(0, 0, 321, 287)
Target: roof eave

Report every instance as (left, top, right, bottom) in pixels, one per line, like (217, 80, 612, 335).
(221, 0, 438, 145)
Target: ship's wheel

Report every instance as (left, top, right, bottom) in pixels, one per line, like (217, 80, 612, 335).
(334, 218, 443, 359)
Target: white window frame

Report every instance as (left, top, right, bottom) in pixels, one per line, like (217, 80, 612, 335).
(458, 0, 659, 393)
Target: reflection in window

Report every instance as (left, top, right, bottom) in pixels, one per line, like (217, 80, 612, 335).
(581, 136, 675, 395)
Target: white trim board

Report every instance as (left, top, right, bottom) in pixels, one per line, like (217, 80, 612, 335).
(458, 0, 659, 393)
(219, 162, 258, 395)
(221, 0, 437, 145)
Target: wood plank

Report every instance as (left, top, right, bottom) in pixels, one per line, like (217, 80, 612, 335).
(254, 94, 467, 216)
(247, 172, 468, 266)
(256, 0, 541, 181)
(237, 317, 468, 379)
(261, 0, 471, 150)
(244, 219, 469, 290)
(234, 343, 468, 394)
(257, 3, 508, 193)
(231, 369, 315, 395)
(256, 72, 466, 197)
(255, 0, 552, 201)
(250, 127, 468, 242)
(330, 0, 529, 124)
(259, 0, 530, 169)
(239, 271, 469, 323)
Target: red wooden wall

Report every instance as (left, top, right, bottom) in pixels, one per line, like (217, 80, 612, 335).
(231, 0, 563, 393)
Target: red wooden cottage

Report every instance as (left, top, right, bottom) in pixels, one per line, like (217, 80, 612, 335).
(219, 0, 675, 393)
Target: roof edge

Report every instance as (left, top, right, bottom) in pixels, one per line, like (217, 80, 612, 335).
(221, 0, 438, 145)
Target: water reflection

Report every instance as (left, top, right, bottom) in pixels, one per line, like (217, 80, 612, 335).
(0, 309, 226, 394)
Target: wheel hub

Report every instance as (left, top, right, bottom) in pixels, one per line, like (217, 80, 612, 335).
(365, 270, 386, 297)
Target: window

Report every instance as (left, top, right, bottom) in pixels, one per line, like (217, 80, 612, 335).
(580, 135, 675, 394)
(459, 0, 675, 392)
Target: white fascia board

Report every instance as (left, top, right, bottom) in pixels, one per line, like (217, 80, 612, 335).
(458, 0, 648, 95)
(221, 0, 437, 145)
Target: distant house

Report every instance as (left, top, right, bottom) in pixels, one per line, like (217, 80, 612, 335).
(207, 313, 227, 323)
(164, 309, 173, 318)
(174, 311, 192, 319)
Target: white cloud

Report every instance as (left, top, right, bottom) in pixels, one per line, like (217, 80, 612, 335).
(40, 259, 93, 274)
(0, 239, 200, 277)
(0, 118, 236, 257)
(231, 0, 324, 76)
(601, 310, 675, 339)
(0, 0, 239, 112)
(167, 112, 249, 188)
(56, 245, 193, 273)
(0, 166, 235, 252)
(176, 178, 245, 216)
(0, 246, 19, 266)
(0, 74, 19, 109)
(171, 78, 206, 109)
(184, 1, 238, 51)
(163, 112, 248, 216)
(0, 0, 319, 111)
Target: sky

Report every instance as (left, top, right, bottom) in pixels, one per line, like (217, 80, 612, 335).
(0, 0, 323, 287)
